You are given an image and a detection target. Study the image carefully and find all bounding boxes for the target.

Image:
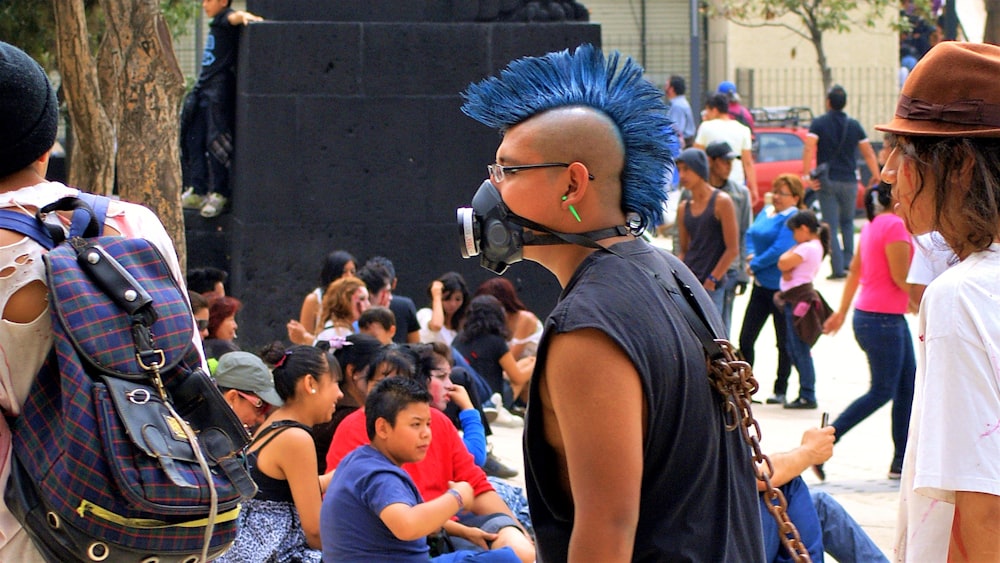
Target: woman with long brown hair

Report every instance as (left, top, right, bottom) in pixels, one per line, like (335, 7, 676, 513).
(873, 42, 1000, 561)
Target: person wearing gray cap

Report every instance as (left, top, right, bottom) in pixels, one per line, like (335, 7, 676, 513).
(675, 147, 739, 333)
(214, 351, 283, 430)
(0, 41, 191, 561)
(705, 141, 752, 332)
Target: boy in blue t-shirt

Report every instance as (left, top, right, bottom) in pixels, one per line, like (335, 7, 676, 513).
(320, 377, 520, 562)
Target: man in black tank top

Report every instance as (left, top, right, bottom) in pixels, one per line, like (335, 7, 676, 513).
(675, 147, 739, 330)
(461, 46, 765, 561)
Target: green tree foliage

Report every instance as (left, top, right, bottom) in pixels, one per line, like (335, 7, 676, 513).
(0, 0, 196, 70)
(1, 0, 197, 269)
(709, 0, 920, 90)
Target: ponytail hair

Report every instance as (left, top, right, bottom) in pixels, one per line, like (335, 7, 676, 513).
(818, 223, 831, 257)
(865, 183, 893, 221)
(786, 210, 832, 257)
(260, 343, 339, 401)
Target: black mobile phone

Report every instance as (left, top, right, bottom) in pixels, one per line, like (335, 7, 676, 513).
(821, 412, 830, 427)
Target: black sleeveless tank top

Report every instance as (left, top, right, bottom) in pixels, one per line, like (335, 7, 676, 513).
(248, 420, 314, 503)
(682, 189, 727, 282)
(524, 239, 764, 562)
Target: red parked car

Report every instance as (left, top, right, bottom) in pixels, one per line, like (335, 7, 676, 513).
(750, 106, 865, 215)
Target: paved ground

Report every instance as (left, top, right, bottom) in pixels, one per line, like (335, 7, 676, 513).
(488, 229, 907, 561)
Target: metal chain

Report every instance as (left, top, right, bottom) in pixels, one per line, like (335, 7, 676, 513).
(706, 338, 813, 563)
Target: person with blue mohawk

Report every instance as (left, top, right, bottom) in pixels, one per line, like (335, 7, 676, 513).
(460, 44, 765, 562)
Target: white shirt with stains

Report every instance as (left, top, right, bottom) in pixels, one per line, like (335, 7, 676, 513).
(895, 243, 1000, 561)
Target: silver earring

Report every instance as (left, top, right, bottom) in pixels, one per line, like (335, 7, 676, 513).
(310, 388, 317, 394)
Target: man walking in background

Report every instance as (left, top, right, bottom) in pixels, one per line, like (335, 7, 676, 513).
(802, 85, 880, 279)
(666, 75, 696, 148)
(706, 141, 752, 333)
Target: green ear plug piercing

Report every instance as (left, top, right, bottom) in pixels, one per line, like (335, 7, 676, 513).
(562, 195, 582, 222)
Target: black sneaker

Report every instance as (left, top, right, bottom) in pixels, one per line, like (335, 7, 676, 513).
(784, 397, 818, 410)
(826, 273, 847, 280)
(888, 463, 903, 480)
(484, 454, 519, 479)
(765, 394, 786, 405)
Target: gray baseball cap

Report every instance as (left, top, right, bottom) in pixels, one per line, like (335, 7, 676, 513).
(213, 352, 283, 407)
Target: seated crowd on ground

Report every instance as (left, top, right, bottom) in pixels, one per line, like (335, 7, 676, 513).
(192, 244, 886, 562)
(191, 256, 539, 561)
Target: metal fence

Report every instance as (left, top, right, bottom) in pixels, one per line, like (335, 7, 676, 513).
(603, 33, 897, 138)
(602, 33, 694, 88)
(735, 66, 898, 137)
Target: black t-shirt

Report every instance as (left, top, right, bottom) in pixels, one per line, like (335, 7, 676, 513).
(453, 333, 509, 397)
(525, 239, 764, 562)
(389, 295, 419, 344)
(203, 338, 239, 361)
(809, 110, 867, 182)
(196, 8, 240, 88)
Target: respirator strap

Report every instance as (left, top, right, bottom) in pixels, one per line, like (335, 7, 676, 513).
(515, 217, 629, 248)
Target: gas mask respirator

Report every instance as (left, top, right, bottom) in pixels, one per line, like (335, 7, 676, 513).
(457, 180, 633, 275)
(457, 180, 528, 275)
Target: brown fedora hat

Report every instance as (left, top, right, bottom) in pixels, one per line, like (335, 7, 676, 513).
(876, 42, 1000, 138)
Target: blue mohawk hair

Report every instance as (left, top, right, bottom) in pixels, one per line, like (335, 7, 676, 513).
(461, 44, 678, 232)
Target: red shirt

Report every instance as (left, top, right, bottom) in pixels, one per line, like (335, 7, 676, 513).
(326, 407, 493, 499)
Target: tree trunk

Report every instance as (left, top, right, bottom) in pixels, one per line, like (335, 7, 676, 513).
(52, 0, 115, 195)
(809, 27, 833, 93)
(100, 0, 187, 270)
(986, 0, 1000, 45)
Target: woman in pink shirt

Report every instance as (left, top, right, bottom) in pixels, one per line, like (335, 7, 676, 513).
(822, 185, 915, 479)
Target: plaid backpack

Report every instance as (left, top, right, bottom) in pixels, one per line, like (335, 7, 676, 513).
(0, 194, 256, 562)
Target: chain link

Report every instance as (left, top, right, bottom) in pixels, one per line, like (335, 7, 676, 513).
(707, 339, 812, 562)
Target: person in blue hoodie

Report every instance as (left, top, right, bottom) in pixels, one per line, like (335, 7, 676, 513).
(738, 173, 805, 406)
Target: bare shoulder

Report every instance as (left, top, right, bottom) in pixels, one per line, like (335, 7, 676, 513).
(0, 228, 27, 246)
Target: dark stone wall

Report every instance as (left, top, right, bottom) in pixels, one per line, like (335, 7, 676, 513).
(246, 0, 589, 23)
(186, 18, 601, 349)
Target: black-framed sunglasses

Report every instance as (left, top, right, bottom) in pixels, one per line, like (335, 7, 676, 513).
(487, 162, 594, 184)
(196, 319, 209, 331)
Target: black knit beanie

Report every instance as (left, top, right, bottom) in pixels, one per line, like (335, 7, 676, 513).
(0, 42, 58, 179)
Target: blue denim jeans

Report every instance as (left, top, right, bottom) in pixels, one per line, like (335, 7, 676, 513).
(812, 490, 889, 563)
(783, 302, 816, 402)
(706, 270, 738, 338)
(832, 310, 916, 469)
(434, 547, 519, 562)
(817, 179, 857, 276)
(760, 477, 823, 562)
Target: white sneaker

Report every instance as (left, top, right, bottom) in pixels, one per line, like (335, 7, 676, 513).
(199, 193, 228, 218)
(483, 406, 499, 423)
(492, 405, 523, 428)
(181, 188, 205, 209)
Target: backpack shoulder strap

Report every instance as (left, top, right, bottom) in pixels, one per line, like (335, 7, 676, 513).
(73, 192, 110, 238)
(0, 209, 55, 249)
(0, 192, 111, 250)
